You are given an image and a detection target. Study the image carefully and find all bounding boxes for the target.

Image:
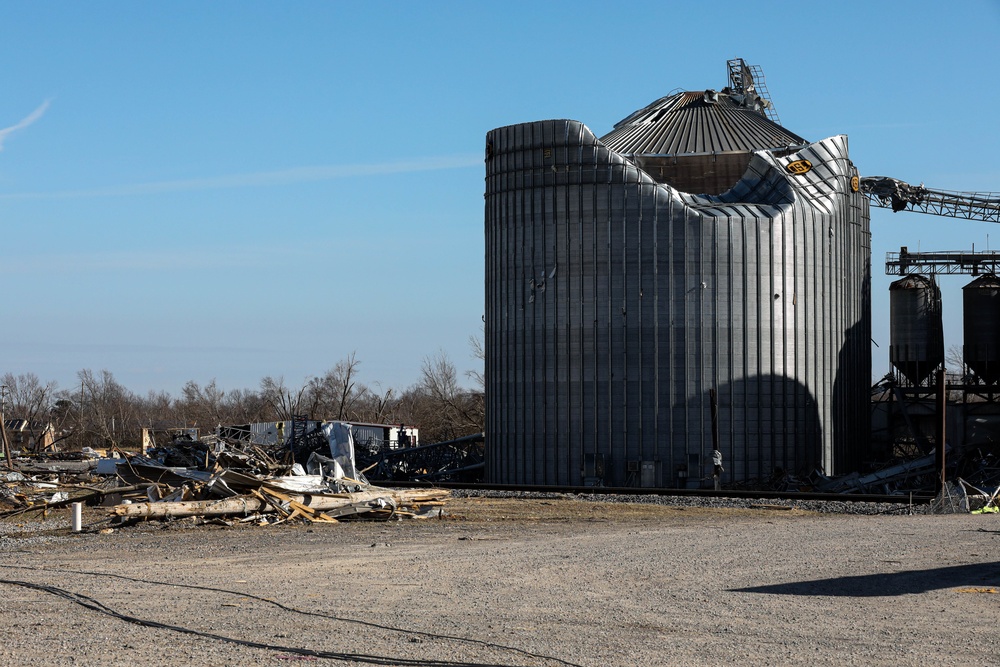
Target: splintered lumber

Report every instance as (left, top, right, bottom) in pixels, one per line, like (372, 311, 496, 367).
(255, 488, 339, 523)
(390, 488, 451, 503)
(112, 495, 270, 519)
(110, 487, 449, 520)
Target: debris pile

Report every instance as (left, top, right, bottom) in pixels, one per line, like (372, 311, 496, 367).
(1, 421, 449, 526)
(928, 478, 1000, 514)
(1, 452, 117, 515)
(355, 432, 485, 483)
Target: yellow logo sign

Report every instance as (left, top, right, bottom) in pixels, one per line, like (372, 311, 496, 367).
(851, 175, 860, 192)
(786, 159, 812, 175)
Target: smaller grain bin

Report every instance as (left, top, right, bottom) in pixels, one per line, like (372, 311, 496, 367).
(963, 274, 1000, 384)
(889, 274, 944, 385)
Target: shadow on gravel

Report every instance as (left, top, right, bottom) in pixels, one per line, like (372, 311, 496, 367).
(731, 562, 1000, 597)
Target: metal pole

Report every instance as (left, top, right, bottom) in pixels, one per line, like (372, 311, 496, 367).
(710, 388, 720, 453)
(1, 384, 12, 470)
(710, 388, 721, 490)
(935, 368, 947, 494)
(79, 380, 84, 451)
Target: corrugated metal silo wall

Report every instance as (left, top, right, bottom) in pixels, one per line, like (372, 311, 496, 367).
(963, 275, 1000, 385)
(889, 275, 945, 385)
(484, 121, 870, 486)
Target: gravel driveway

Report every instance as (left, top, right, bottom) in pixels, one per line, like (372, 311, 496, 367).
(1, 496, 998, 666)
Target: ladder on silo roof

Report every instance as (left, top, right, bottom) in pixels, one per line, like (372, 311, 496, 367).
(727, 58, 781, 125)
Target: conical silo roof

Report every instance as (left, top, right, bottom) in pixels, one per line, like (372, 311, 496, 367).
(600, 90, 807, 157)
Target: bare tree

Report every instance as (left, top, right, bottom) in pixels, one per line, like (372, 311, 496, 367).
(137, 381, 270, 437)
(1, 372, 59, 452)
(946, 345, 965, 373)
(76, 369, 141, 450)
(303, 353, 365, 420)
(1, 372, 57, 425)
(49, 397, 76, 441)
(259, 376, 307, 422)
(356, 386, 395, 424)
(137, 389, 180, 428)
(223, 387, 269, 424)
(178, 379, 227, 429)
(1, 343, 488, 452)
(467, 332, 485, 391)
(399, 350, 485, 443)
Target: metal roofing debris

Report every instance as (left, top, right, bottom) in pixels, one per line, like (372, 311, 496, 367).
(1, 421, 450, 526)
(929, 478, 1000, 514)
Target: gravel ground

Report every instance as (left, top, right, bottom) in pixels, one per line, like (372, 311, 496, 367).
(1, 493, 998, 666)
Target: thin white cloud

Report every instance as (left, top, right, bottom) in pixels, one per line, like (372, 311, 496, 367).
(0, 153, 483, 200)
(0, 243, 313, 275)
(0, 99, 51, 151)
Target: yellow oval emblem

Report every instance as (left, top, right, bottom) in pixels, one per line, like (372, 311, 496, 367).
(786, 159, 813, 175)
(851, 175, 860, 192)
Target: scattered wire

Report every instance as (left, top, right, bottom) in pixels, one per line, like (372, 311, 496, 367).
(0, 564, 584, 667)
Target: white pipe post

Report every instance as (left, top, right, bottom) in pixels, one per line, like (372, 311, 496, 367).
(72, 502, 82, 533)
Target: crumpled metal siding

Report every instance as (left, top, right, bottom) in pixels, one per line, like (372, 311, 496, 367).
(484, 120, 870, 486)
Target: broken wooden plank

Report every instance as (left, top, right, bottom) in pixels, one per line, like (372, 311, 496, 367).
(110, 485, 448, 520)
(112, 489, 399, 519)
(259, 488, 339, 523)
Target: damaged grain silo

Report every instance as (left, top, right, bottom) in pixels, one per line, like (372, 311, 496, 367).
(484, 60, 871, 487)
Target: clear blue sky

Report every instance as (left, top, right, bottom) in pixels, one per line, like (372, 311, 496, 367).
(2, 1, 998, 396)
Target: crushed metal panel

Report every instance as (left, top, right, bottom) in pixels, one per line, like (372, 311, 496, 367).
(322, 422, 361, 481)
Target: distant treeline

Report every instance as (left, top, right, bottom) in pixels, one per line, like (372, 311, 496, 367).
(2, 350, 484, 452)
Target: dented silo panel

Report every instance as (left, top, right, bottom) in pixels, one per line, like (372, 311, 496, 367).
(485, 86, 871, 487)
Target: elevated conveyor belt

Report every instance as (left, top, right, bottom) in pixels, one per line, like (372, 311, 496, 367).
(861, 176, 1000, 223)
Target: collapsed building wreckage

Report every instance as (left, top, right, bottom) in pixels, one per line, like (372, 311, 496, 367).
(208, 418, 485, 484)
(1, 420, 453, 526)
(3, 413, 1000, 519)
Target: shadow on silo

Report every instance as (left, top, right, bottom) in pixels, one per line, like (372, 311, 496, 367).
(833, 316, 873, 475)
(714, 375, 823, 484)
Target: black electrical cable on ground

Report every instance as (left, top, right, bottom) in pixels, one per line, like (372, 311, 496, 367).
(0, 565, 585, 667)
(0, 578, 509, 666)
